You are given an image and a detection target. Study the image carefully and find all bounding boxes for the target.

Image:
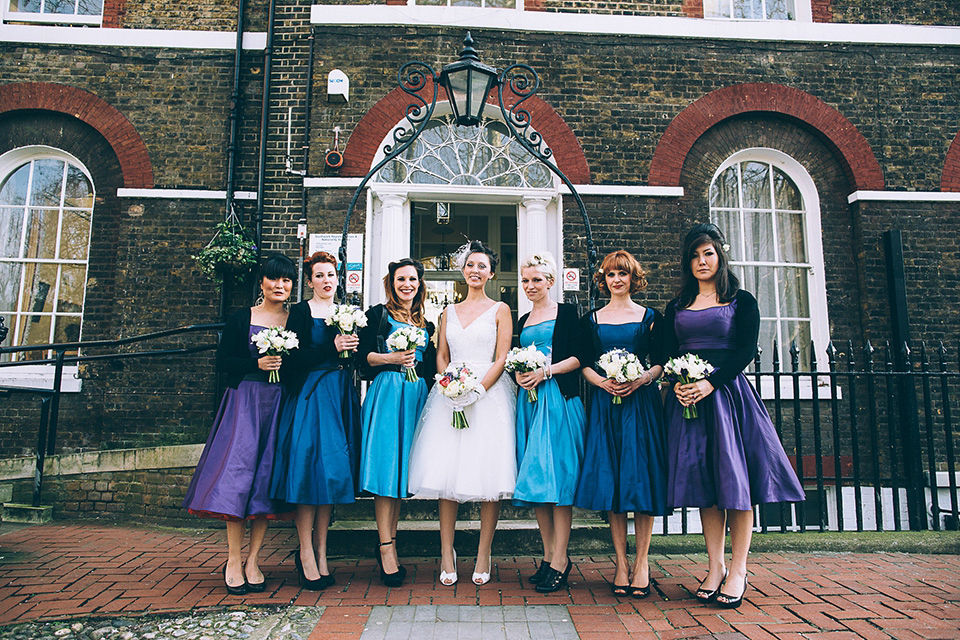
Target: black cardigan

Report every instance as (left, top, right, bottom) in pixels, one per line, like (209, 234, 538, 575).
(515, 303, 586, 400)
(356, 304, 437, 386)
(661, 289, 760, 389)
(281, 300, 346, 393)
(216, 307, 261, 389)
(579, 305, 667, 375)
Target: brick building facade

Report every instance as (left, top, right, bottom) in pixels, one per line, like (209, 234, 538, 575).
(1, 1, 958, 522)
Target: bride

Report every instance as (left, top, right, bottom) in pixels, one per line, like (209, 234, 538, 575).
(408, 240, 517, 586)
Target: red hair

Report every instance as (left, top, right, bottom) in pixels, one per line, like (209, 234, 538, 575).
(594, 250, 648, 294)
(304, 251, 337, 278)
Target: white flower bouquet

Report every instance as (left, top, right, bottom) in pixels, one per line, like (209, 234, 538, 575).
(597, 348, 645, 405)
(251, 327, 299, 383)
(385, 325, 428, 382)
(435, 364, 480, 430)
(504, 345, 549, 403)
(325, 304, 368, 358)
(662, 353, 714, 419)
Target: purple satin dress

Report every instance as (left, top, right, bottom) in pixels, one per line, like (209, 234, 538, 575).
(665, 302, 805, 510)
(183, 324, 288, 520)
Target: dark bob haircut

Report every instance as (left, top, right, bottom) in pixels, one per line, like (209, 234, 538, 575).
(258, 252, 297, 282)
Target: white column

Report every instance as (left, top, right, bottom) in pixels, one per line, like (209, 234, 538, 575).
(367, 191, 409, 306)
(518, 196, 553, 313)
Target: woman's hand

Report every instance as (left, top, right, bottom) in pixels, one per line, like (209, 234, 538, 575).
(390, 349, 416, 369)
(516, 368, 545, 391)
(258, 355, 282, 372)
(674, 379, 715, 407)
(613, 376, 646, 398)
(334, 333, 359, 354)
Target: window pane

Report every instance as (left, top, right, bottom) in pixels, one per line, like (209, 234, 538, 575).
(31, 159, 65, 207)
(77, 0, 101, 15)
(741, 266, 777, 317)
(485, 0, 515, 7)
(766, 0, 794, 19)
(0, 262, 23, 312)
(744, 211, 775, 262)
(710, 166, 739, 208)
(53, 316, 82, 355)
(58, 264, 86, 312)
(740, 162, 771, 210)
(734, 0, 764, 19)
(0, 207, 25, 258)
(711, 210, 740, 260)
(774, 167, 802, 211)
(778, 266, 810, 318)
(452, 0, 482, 6)
(48, 0, 77, 14)
(418, 0, 446, 5)
(59, 209, 91, 260)
(784, 319, 812, 369)
(9, 0, 42, 13)
(18, 263, 58, 317)
(777, 212, 806, 263)
(0, 164, 30, 206)
(24, 208, 59, 260)
(757, 319, 778, 370)
(64, 165, 93, 208)
(15, 310, 52, 359)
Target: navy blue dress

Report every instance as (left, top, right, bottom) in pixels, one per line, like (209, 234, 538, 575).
(270, 318, 360, 505)
(574, 309, 669, 515)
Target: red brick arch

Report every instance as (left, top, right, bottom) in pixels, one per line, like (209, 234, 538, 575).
(649, 83, 884, 191)
(0, 82, 154, 188)
(341, 86, 590, 184)
(942, 131, 960, 192)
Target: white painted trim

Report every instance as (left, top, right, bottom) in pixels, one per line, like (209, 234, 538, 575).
(0, 24, 267, 50)
(0, 365, 82, 393)
(847, 190, 960, 203)
(2, 13, 101, 27)
(310, 6, 960, 47)
(116, 189, 257, 200)
(306, 178, 684, 197)
(560, 185, 684, 197)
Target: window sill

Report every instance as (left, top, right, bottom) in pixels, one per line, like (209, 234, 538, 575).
(0, 365, 83, 393)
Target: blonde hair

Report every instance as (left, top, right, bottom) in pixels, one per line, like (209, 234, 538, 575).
(520, 251, 557, 283)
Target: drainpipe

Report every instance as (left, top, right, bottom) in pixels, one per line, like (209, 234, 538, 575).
(296, 29, 315, 301)
(254, 0, 277, 295)
(220, 0, 246, 321)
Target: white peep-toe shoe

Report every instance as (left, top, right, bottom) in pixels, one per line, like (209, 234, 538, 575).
(472, 554, 492, 586)
(439, 550, 458, 586)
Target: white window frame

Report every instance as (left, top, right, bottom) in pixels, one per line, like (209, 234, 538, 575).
(703, 0, 812, 22)
(406, 0, 523, 10)
(2, 0, 103, 26)
(0, 146, 91, 392)
(710, 147, 831, 399)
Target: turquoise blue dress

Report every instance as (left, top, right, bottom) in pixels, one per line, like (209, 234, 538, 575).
(573, 313, 669, 515)
(359, 316, 429, 498)
(269, 319, 360, 505)
(513, 320, 586, 507)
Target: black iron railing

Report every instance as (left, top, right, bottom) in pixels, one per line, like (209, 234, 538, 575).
(0, 323, 224, 508)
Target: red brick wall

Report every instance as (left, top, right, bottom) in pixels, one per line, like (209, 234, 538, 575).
(943, 131, 960, 192)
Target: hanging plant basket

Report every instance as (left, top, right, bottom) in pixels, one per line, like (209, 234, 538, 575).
(193, 213, 258, 286)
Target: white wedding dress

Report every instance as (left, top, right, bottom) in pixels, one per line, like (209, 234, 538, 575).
(408, 302, 517, 502)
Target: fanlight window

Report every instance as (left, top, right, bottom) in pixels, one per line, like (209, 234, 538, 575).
(377, 117, 553, 188)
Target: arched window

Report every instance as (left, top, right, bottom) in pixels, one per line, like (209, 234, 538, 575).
(376, 116, 553, 188)
(0, 146, 94, 364)
(709, 148, 829, 371)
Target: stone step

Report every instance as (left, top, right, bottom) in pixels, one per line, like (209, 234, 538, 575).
(333, 498, 599, 522)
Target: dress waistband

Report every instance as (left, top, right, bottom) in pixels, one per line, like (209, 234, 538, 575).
(242, 372, 270, 382)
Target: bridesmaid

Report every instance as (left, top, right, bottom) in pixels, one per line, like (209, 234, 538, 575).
(574, 249, 669, 598)
(513, 252, 586, 594)
(357, 258, 436, 587)
(664, 223, 804, 609)
(270, 251, 361, 590)
(183, 253, 297, 595)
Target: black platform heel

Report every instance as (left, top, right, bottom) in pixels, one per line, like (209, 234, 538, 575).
(376, 540, 404, 587)
(292, 550, 333, 591)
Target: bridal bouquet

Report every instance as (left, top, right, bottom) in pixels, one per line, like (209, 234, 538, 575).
(251, 327, 299, 383)
(504, 345, 549, 403)
(385, 325, 428, 382)
(435, 364, 480, 430)
(597, 348, 645, 405)
(325, 304, 368, 358)
(662, 353, 714, 419)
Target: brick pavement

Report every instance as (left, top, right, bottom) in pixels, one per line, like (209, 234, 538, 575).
(1, 524, 959, 638)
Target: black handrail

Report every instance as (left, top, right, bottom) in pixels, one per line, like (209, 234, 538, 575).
(0, 323, 224, 508)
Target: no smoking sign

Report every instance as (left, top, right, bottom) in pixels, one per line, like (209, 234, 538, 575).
(562, 268, 580, 291)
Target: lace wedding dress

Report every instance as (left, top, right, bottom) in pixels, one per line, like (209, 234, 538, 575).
(407, 302, 517, 502)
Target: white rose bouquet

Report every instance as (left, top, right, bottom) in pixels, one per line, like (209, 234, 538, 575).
(504, 345, 549, 403)
(325, 304, 368, 359)
(597, 348, 645, 405)
(435, 364, 480, 430)
(662, 353, 714, 419)
(385, 325, 428, 382)
(251, 327, 299, 383)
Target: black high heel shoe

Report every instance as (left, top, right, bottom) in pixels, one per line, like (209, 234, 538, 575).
(244, 567, 266, 593)
(529, 560, 552, 584)
(695, 569, 727, 603)
(716, 576, 748, 609)
(630, 570, 655, 599)
(223, 564, 247, 596)
(535, 557, 572, 593)
(376, 540, 404, 587)
(293, 551, 333, 591)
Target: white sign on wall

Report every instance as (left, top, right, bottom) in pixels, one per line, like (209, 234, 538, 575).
(308, 233, 364, 293)
(562, 268, 580, 291)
